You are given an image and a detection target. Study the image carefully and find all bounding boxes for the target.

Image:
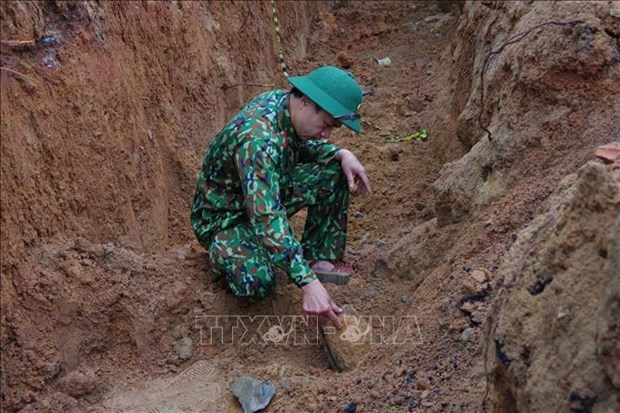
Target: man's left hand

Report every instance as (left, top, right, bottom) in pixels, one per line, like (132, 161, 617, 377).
(336, 149, 371, 195)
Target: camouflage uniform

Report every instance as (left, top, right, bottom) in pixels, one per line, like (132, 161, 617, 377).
(191, 90, 349, 299)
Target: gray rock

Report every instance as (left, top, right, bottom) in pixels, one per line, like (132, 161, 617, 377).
(176, 337, 193, 360)
(231, 376, 276, 413)
(361, 86, 375, 96)
(461, 327, 475, 343)
(425, 15, 441, 23)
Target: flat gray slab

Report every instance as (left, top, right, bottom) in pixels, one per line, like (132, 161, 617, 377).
(231, 376, 275, 413)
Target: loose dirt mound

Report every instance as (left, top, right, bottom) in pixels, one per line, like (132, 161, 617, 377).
(1, 1, 619, 412)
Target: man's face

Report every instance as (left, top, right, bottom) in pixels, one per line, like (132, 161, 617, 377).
(295, 97, 342, 140)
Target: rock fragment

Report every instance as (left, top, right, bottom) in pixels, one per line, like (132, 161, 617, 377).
(231, 376, 276, 413)
(175, 337, 193, 360)
(461, 327, 475, 343)
(57, 367, 98, 398)
(322, 306, 372, 372)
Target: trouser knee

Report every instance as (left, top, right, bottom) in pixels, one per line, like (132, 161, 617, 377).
(208, 228, 277, 300)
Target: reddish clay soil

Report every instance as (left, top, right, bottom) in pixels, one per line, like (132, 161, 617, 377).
(1, 1, 618, 412)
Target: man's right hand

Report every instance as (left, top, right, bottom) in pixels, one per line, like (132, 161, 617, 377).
(301, 279, 343, 329)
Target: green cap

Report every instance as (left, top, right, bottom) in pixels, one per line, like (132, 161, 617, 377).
(287, 66, 363, 133)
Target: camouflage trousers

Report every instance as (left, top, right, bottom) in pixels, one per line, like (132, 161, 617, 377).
(208, 161, 349, 299)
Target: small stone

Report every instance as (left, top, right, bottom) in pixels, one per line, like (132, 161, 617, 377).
(460, 276, 479, 296)
(57, 367, 98, 398)
(361, 86, 375, 96)
(471, 269, 489, 283)
(344, 402, 357, 413)
(376, 239, 386, 247)
(461, 327, 475, 343)
(421, 389, 430, 399)
(425, 15, 440, 23)
(176, 337, 193, 360)
(459, 301, 475, 314)
(231, 376, 276, 413)
(402, 295, 410, 304)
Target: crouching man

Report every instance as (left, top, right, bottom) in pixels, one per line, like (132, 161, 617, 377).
(191, 66, 371, 328)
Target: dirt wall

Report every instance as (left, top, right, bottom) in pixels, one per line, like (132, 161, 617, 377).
(431, 1, 620, 411)
(1, 1, 321, 410)
(0, 0, 320, 266)
(434, 0, 619, 228)
(486, 161, 619, 412)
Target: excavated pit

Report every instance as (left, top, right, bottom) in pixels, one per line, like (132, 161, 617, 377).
(1, 1, 619, 412)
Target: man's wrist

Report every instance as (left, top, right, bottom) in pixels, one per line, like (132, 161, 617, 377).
(301, 278, 320, 291)
(299, 274, 319, 289)
(335, 148, 350, 162)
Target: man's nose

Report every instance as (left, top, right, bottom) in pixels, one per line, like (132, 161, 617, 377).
(320, 128, 332, 139)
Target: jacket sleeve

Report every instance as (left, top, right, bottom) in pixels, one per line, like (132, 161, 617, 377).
(235, 138, 317, 287)
(298, 139, 340, 164)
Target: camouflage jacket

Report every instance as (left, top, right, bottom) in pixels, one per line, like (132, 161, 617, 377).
(191, 90, 340, 287)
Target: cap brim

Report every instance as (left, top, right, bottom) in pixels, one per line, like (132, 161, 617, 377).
(288, 76, 361, 134)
